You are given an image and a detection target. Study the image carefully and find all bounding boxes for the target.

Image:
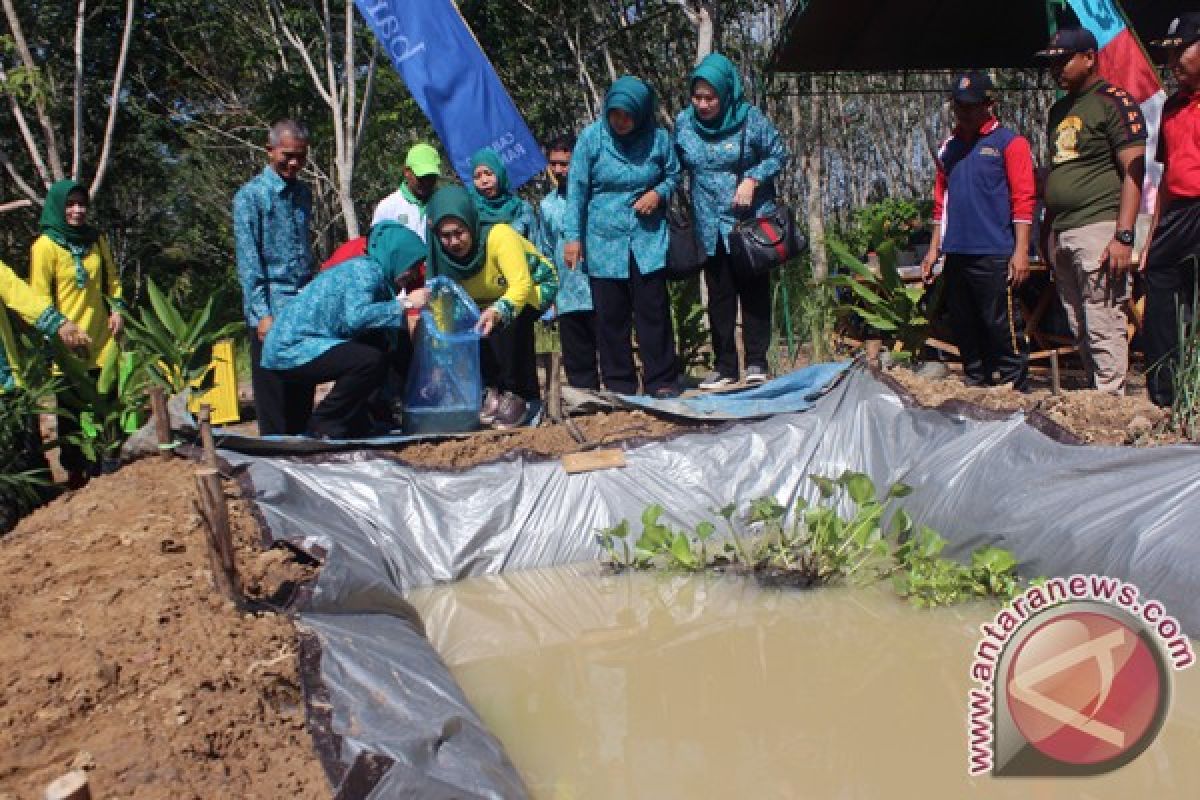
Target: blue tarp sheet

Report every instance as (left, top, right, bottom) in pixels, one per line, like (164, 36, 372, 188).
(210, 363, 851, 455)
(614, 361, 850, 420)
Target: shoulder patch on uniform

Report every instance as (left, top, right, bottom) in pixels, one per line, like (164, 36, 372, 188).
(1100, 84, 1147, 139)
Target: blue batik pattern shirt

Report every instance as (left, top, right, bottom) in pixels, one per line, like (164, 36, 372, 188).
(510, 198, 537, 241)
(538, 188, 592, 314)
(233, 166, 314, 327)
(674, 105, 788, 257)
(563, 122, 681, 279)
(260, 256, 406, 371)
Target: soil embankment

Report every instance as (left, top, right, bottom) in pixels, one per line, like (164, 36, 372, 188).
(0, 458, 324, 799)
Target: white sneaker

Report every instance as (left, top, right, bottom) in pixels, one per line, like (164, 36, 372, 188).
(744, 366, 768, 385)
(699, 371, 736, 390)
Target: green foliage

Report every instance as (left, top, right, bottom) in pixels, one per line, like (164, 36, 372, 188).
(534, 320, 560, 355)
(1168, 281, 1200, 440)
(121, 280, 243, 396)
(52, 342, 147, 464)
(828, 237, 931, 360)
(0, 340, 59, 523)
(595, 472, 1023, 609)
(772, 257, 841, 366)
(893, 527, 1020, 608)
(832, 198, 926, 259)
(668, 276, 712, 376)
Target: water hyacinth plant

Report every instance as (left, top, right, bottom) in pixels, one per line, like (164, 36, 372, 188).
(596, 471, 1022, 608)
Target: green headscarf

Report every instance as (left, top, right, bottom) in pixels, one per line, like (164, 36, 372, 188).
(604, 76, 657, 156)
(39, 179, 98, 289)
(366, 222, 426, 287)
(425, 185, 493, 283)
(688, 53, 750, 139)
(469, 148, 523, 225)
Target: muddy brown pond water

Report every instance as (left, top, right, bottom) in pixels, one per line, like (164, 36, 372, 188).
(405, 564, 1200, 799)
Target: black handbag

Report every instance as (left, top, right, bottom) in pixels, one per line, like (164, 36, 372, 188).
(664, 189, 706, 281)
(726, 127, 806, 275)
(728, 206, 807, 276)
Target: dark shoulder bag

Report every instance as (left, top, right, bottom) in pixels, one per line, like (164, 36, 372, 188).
(727, 126, 807, 276)
(664, 185, 706, 281)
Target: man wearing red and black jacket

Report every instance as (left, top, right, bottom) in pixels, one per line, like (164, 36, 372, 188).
(921, 71, 1036, 389)
(1142, 14, 1200, 407)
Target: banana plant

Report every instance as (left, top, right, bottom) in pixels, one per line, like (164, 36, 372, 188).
(121, 280, 242, 396)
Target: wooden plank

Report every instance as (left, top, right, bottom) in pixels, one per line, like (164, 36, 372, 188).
(43, 771, 90, 800)
(561, 449, 627, 474)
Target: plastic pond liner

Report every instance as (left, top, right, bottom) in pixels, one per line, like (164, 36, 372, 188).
(222, 366, 1200, 798)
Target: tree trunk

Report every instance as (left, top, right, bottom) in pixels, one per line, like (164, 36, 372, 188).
(804, 82, 828, 283)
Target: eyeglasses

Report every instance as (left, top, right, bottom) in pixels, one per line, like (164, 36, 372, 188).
(548, 160, 571, 168)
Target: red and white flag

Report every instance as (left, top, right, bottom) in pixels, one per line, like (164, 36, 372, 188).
(1066, 0, 1166, 210)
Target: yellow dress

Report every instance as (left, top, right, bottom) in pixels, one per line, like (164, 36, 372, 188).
(0, 259, 65, 392)
(29, 234, 122, 369)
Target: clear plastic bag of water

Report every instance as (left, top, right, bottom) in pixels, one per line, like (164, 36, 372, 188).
(403, 277, 483, 433)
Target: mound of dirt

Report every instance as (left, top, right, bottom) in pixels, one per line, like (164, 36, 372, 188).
(887, 366, 1183, 446)
(387, 410, 699, 470)
(0, 458, 325, 799)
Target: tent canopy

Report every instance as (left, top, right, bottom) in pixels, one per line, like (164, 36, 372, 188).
(771, 0, 1189, 73)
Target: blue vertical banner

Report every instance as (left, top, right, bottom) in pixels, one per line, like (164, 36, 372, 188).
(354, 0, 547, 189)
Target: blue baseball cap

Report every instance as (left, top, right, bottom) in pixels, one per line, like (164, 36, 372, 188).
(1035, 26, 1099, 59)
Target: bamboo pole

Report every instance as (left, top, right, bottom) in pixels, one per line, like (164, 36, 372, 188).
(149, 387, 171, 459)
(197, 404, 218, 469)
(194, 468, 239, 602)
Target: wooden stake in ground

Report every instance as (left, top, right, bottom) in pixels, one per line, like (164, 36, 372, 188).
(43, 770, 90, 800)
(197, 404, 218, 469)
(194, 468, 239, 603)
(149, 386, 171, 459)
(865, 339, 883, 369)
(546, 351, 563, 423)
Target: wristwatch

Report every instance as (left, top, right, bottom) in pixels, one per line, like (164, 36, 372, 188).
(1114, 228, 1136, 246)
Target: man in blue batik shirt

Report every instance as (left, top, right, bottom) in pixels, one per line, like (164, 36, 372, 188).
(233, 119, 316, 435)
(538, 133, 600, 389)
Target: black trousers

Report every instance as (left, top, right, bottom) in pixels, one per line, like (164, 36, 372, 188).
(943, 254, 1029, 388)
(251, 329, 314, 436)
(1143, 198, 1200, 407)
(481, 305, 540, 402)
(558, 310, 600, 390)
(275, 341, 388, 438)
(590, 262, 678, 394)
(704, 240, 772, 378)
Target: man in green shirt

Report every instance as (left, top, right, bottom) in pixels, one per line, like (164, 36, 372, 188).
(1037, 26, 1146, 394)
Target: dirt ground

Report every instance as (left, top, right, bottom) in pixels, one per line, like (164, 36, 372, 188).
(0, 457, 324, 800)
(886, 365, 1186, 446)
(389, 410, 698, 469)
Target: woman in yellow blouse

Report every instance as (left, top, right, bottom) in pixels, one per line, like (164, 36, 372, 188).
(426, 185, 557, 429)
(1, 258, 89, 527)
(29, 180, 124, 486)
